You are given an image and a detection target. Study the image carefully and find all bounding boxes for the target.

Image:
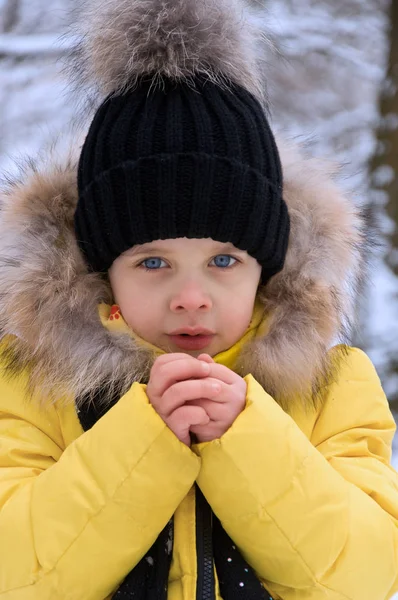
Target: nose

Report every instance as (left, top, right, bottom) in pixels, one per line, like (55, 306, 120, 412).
(169, 279, 213, 313)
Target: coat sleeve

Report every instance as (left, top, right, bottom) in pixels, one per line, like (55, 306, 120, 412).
(192, 347, 398, 600)
(0, 370, 200, 600)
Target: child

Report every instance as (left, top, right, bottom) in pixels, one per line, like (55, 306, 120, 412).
(0, 0, 397, 598)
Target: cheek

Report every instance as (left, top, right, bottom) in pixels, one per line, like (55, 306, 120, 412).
(109, 266, 163, 338)
(120, 296, 151, 330)
(220, 291, 256, 335)
(119, 293, 163, 340)
(110, 277, 143, 325)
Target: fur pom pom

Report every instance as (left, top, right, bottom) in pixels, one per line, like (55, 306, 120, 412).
(68, 0, 274, 102)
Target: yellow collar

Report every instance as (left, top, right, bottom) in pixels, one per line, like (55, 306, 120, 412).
(98, 300, 268, 371)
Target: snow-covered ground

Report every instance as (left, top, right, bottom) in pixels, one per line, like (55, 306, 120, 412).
(0, 0, 397, 454)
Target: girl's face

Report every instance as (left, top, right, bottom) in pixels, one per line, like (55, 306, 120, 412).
(108, 237, 262, 357)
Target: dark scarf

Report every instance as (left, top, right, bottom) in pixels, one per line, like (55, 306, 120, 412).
(78, 393, 273, 600)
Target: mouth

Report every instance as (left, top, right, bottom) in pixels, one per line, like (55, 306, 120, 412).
(167, 333, 215, 351)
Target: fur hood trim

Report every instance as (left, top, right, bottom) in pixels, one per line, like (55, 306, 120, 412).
(0, 138, 368, 410)
(68, 0, 272, 103)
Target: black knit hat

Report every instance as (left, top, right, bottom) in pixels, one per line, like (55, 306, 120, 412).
(75, 76, 290, 282)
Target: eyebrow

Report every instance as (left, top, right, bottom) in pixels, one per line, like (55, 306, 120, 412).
(127, 242, 245, 256)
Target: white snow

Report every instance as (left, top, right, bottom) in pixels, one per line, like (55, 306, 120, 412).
(0, 33, 73, 56)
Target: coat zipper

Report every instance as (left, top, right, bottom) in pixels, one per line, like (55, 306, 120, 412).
(195, 484, 215, 600)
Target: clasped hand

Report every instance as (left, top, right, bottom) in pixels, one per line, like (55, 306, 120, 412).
(146, 353, 247, 445)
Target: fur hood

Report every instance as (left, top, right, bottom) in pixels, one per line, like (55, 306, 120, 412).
(0, 0, 369, 410)
(0, 139, 368, 410)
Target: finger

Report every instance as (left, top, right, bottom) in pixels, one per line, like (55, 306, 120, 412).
(197, 356, 236, 384)
(185, 398, 225, 422)
(154, 352, 199, 367)
(197, 354, 215, 364)
(168, 405, 210, 445)
(152, 357, 211, 398)
(190, 422, 221, 442)
(161, 378, 223, 417)
(204, 362, 238, 385)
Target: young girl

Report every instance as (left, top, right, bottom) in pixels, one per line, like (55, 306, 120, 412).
(0, 0, 397, 599)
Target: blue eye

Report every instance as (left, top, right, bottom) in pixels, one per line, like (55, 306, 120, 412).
(211, 255, 237, 268)
(141, 258, 167, 270)
(139, 255, 238, 271)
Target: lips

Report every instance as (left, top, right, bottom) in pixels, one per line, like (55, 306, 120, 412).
(169, 327, 215, 336)
(167, 331, 215, 351)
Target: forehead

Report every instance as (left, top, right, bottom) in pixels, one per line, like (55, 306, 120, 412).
(125, 238, 244, 256)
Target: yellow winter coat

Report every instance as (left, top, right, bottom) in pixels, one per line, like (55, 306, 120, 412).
(0, 300, 397, 600)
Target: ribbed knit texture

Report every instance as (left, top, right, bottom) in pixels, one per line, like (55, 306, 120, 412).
(75, 76, 290, 281)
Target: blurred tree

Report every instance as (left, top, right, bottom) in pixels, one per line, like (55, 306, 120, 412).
(368, 0, 398, 408)
(1, 0, 20, 32)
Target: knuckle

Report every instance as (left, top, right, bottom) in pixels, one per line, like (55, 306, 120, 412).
(146, 383, 155, 401)
(157, 362, 170, 379)
(151, 360, 162, 375)
(147, 377, 160, 397)
(167, 381, 184, 403)
(206, 379, 220, 396)
(201, 380, 210, 396)
(160, 387, 173, 408)
(155, 353, 173, 365)
(178, 404, 196, 422)
(170, 406, 189, 430)
(154, 356, 172, 374)
(178, 405, 191, 420)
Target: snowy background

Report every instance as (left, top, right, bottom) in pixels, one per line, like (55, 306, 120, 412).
(0, 0, 397, 471)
